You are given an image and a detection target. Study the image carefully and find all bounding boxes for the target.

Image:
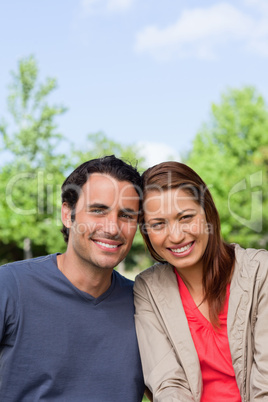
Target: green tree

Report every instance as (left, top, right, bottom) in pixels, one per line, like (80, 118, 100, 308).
(0, 55, 70, 263)
(187, 86, 268, 248)
(0, 56, 152, 270)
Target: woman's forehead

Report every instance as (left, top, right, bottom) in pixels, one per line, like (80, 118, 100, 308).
(143, 188, 203, 215)
(144, 187, 199, 201)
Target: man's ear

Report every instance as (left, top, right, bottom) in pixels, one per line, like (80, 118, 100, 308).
(61, 202, 72, 228)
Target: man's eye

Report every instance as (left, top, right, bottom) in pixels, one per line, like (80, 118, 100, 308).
(90, 209, 105, 214)
(121, 213, 135, 220)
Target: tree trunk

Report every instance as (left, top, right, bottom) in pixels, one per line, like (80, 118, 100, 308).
(23, 238, 32, 260)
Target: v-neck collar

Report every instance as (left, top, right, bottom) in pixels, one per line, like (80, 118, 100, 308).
(53, 253, 116, 305)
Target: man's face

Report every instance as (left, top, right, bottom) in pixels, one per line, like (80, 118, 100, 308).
(65, 173, 140, 271)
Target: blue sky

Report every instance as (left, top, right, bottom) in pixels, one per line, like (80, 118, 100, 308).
(1, 0, 268, 165)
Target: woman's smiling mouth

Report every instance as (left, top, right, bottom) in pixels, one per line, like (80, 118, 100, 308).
(169, 241, 194, 255)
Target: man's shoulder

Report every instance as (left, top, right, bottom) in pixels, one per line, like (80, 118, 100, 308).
(113, 270, 134, 288)
(0, 254, 57, 275)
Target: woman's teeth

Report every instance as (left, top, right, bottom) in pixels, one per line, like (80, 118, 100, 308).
(172, 242, 193, 253)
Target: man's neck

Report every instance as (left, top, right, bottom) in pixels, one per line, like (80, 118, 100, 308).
(57, 253, 113, 298)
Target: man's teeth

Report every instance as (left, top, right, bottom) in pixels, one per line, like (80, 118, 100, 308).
(95, 241, 118, 249)
(172, 242, 193, 253)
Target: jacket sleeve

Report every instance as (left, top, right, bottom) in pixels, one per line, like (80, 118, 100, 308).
(134, 274, 195, 402)
(250, 255, 268, 400)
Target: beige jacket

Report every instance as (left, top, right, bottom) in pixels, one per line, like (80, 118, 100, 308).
(134, 245, 268, 402)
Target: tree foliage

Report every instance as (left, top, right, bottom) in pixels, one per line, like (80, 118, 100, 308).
(72, 131, 145, 169)
(0, 56, 70, 262)
(0, 56, 151, 269)
(0, 55, 67, 164)
(187, 86, 268, 248)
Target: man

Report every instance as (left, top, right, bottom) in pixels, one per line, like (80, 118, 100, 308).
(0, 155, 145, 401)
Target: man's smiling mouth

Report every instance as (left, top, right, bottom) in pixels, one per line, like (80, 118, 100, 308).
(94, 241, 119, 249)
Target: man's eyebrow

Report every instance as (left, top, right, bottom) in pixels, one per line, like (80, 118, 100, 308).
(86, 204, 138, 215)
(87, 203, 109, 209)
(121, 207, 138, 215)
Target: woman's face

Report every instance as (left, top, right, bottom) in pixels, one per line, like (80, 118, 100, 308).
(143, 188, 209, 273)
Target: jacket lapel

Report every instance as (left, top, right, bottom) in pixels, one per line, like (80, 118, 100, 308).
(228, 245, 259, 400)
(150, 264, 202, 400)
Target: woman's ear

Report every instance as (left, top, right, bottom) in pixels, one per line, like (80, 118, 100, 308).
(61, 202, 72, 228)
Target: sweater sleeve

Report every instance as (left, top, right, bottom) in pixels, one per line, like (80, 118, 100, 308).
(134, 274, 195, 402)
(250, 252, 268, 400)
(0, 265, 19, 344)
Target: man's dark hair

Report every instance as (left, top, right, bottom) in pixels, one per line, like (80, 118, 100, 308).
(61, 155, 142, 242)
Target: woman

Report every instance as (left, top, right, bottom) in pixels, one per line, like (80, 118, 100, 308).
(134, 161, 268, 402)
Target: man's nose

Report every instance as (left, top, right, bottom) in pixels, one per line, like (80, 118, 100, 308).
(103, 213, 120, 236)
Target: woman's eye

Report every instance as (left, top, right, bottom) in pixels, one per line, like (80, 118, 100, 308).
(180, 214, 193, 221)
(151, 222, 165, 229)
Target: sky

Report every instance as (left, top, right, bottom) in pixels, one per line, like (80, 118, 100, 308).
(1, 0, 268, 166)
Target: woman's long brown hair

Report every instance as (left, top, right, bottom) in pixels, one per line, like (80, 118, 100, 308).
(140, 161, 235, 327)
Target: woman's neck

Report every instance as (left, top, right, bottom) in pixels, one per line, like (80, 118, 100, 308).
(175, 264, 204, 305)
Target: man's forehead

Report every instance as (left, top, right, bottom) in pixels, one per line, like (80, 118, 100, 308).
(84, 173, 130, 187)
(79, 173, 140, 206)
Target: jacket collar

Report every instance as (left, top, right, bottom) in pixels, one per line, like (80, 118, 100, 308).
(227, 244, 260, 399)
(146, 245, 260, 402)
(148, 263, 202, 400)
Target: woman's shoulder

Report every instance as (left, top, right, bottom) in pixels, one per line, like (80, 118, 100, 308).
(135, 262, 174, 286)
(234, 243, 268, 278)
(134, 262, 178, 301)
(234, 243, 268, 262)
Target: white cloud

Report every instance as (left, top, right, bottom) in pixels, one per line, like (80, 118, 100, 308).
(244, 0, 268, 14)
(81, 0, 134, 15)
(107, 0, 133, 12)
(138, 141, 180, 168)
(134, 2, 268, 60)
(245, 0, 268, 56)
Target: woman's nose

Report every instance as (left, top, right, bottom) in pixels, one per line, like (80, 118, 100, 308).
(167, 222, 185, 243)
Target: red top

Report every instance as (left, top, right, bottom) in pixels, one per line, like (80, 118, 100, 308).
(175, 270, 241, 402)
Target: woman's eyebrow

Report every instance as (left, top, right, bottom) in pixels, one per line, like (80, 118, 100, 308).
(177, 208, 196, 215)
(146, 208, 196, 222)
